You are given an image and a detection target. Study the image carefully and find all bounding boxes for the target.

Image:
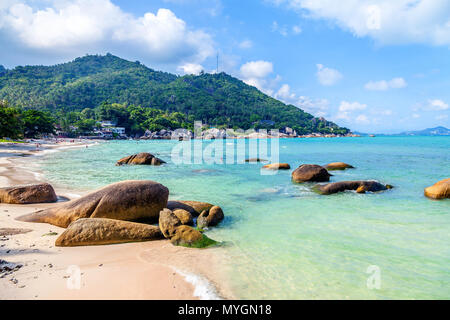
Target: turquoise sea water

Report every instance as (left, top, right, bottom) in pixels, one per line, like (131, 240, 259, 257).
(38, 137, 449, 299)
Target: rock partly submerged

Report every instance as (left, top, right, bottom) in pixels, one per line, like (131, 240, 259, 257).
(0, 183, 57, 204)
(262, 163, 291, 170)
(324, 162, 355, 171)
(16, 180, 169, 228)
(292, 164, 331, 183)
(166, 200, 214, 217)
(314, 181, 393, 195)
(170, 225, 218, 248)
(245, 158, 267, 163)
(197, 206, 224, 229)
(116, 153, 166, 166)
(55, 218, 163, 247)
(424, 178, 450, 199)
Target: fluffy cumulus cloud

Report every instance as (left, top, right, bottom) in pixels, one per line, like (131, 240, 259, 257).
(365, 77, 407, 91)
(240, 60, 273, 78)
(273, 84, 330, 117)
(0, 0, 214, 66)
(335, 101, 369, 123)
(270, 0, 450, 46)
(316, 64, 342, 86)
(240, 60, 281, 94)
(177, 63, 204, 75)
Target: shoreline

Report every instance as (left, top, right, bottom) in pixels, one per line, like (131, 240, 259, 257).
(0, 141, 233, 300)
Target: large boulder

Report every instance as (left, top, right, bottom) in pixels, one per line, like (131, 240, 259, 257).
(166, 200, 214, 217)
(262, 163, 291, 170)
(0, 183, 57, 204)
(16, 180, 169, 228)
(55, 218, 163, 247)
(292, 164, 331, 183)
(315, 181, 393, 195)
(324, 162, 354, 171)
(424, 178, 450, 199)
(197, 206, 224, 229)
(159, 209, 181, 239)
(116, 153, 166, 166)
(170, 226, 217, 248)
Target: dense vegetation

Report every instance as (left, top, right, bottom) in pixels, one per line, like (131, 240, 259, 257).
(0, 100, 55, 138)
(0, 54, 349, 136)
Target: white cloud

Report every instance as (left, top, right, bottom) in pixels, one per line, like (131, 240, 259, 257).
(355, 114, 370, 124)
(296, 96, 330, 117)
(335, 101, 368, 123)
(436, 114, 448, 120)
(272, 20, 301, 36)
(177, 63, 203, 75)
(0, 1, 214, 65)
(239, 60, 279, 95)
(275, 84, 296, 102)
(292, 25, 302, 34)
(316, 64, 342, 86)
(239, 39, 253, 49)
(272, 21, 288, 36)
(240, 60, 273, 78)
(426, 99, 449, 111)
(365, 77, 407, 91)
(338, 101, 367, 112)
(270, 0, 450, 46)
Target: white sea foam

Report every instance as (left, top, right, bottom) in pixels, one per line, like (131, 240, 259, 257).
(171, 267, 222, 300)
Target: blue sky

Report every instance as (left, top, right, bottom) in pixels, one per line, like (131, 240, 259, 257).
(0, 0, 449, 133)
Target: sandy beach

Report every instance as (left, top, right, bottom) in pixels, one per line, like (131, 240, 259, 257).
(0, 141, 232, 300)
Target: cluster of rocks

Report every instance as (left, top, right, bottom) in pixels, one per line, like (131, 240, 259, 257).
(14, 180, 224, 248)
(259, 161, 394, 195)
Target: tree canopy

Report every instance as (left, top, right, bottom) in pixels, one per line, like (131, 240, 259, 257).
(0, 54, 349, 135)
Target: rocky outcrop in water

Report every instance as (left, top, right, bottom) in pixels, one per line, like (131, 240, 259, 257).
(116, 153, 166, 166)
(245, 158, 267, 163)
(314, 181, 393, 195)
(424, 178, 450, 199)
(262, 163, 291, 170)
(0, 183, 57, 204)
(170, 225, 217, 248)
(197, 206, 224, 229)
(16, 180, 169, 228)
(324, 162, 354, 171)
(166, 200, 214, 217)
(292, 164, 331, 183)
(55, 218, 163, 247)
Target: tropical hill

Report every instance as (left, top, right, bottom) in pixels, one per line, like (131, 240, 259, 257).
(0, 54, 349, 136)
(399, 126, 450, 136)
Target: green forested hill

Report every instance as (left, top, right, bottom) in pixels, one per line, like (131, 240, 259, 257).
(0, 54, 349, 134)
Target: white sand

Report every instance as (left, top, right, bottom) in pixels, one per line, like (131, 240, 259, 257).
(0, 141, 232, 300)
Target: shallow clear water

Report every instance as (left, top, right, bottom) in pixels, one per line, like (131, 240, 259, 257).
(38, 137, 450, 299)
